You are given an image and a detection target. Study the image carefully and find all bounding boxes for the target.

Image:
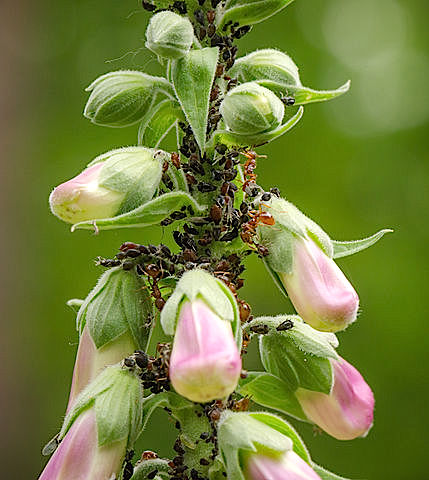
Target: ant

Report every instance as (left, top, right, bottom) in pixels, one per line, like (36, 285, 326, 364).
(240, 205, 275, 246)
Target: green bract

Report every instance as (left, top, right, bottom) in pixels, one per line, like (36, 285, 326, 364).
(77, 267, 153, 349)
(84, 71, 174, 127)
(220, 82, 284, 136)
(218, 0, 295, 27)
(60, 365, 143, 447)
(146, 11, 194, 59)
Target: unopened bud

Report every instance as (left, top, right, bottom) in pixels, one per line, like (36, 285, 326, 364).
(296, 357, 374, 440)
(169, 299, 241, 402)
(145, 11, 194, 59)
(84, 70, 173, 127)
(49, 147, 166, 224)
(280, 237, 359, 332)
(220, 82, 284, 136)
(230, 49, 300, 88)
(246, 451, 321, 480)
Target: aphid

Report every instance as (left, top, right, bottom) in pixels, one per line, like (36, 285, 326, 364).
(173, 1, 187, 14)
(183, 223, 198, 235)
(210, 204, 222, 224)
(160, 217, 174, 227)
(261, 192, 272, 202)
(197, 182, 217, 193)
(207, 24, 216, 37)
(171, 152, 181, 169)
(199, 27, 207, 41)
(276, 319, 294, 331)
(207, 9, 216, 23)
(120, 241, 139, 252)
(194, 9, 206, 25)
(257, 245, 270, 257)
(281, 95, 296, 106)
(170, 210, 187, 220)
(134, 350, 149, 369)
(219, 228, 239, 242)
(123, 357, 135, 368)
(250, 324, 269, 335)
(238, 300, 251, 322)
(141, 0, 156, 11)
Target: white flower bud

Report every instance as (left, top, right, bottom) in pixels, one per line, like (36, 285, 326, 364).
(145, 11, 194, 59)
(219, 82, 284, 136)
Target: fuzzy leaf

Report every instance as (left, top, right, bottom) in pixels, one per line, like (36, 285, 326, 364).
(219, 0, 295, 27)
(71, 191, 205, 232)
(257, 79, 351, 105)
(332, 228, 393, 259)
(238, 372, 307, 421)
(138, 98, 184, 148)
(172, 47, 219, 151)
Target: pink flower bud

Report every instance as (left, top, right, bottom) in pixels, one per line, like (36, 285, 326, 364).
(296, 357, 374, 440)
(280, 237, 359, 332)
(49, 163, 125, 224)
(169, 299, 242, 403)
(66, 326, 136, 411)
(246, 451, 321, 480)
(39, 409, 126, 480)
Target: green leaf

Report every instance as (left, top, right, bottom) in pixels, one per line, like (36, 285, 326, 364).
(212, 106, 303, 147)
(71, 191, 205, 232)
(172, 47, 219, 151)
(138, 98, 184, 148)
(260, 333, 334, 394)
(238, 372, 307, 421)
(66, 298, 84, 313)
(257, 79, 351, 105)
(141, 392, 193, 432)
(77, 268, 152, 349)
(332, 228, 393, 259)
(249, 412, 311, 463)
(312, 464, 353, 480)
(218, 0, 295, 27)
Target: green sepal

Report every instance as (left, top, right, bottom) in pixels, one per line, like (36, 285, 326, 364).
(130, 458, 171, 479)
(248, 412, 311, 463)
(250, 315, 339, 359)
(312, 464, 353, 480)
(84, 70, 175, 127)
(258, 316, 335, 393)
(160, 269, 237, 336)
(218, 411, 293, 480)
(218, 0, 295, 28)
(138, 98, 185, 148)
(96, 147, 164, 214)
(76, 267, 153, 349)
(238, 371, 307, 421)
(60, 365, 143, 448)
(211, 106, 303, 147)
(172, 47, 219, 152)
(332, 228, 393, 259)
(71, 191, 205, 232)
(258, 196, 333, 274)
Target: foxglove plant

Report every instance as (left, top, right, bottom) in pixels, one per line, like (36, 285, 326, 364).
(40, 1, 392, 479)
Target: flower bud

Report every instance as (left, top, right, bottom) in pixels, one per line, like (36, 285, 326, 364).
(145, 11, 194, 59)
(84, 70, 173, 127)
(296, 357, 374, 440)
(246, 451, 321, 480)
(169, 299, 242, 402)
(49, 147, 166, 224)
(39, 409, 126, 480)
(67, 267, 152, 409)
(40, 365, 143, 480)
(220, 82, 284, 136)
(230, 49, 300, 88)
(280, 237, 359, 332)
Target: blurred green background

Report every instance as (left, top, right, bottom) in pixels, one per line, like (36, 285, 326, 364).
(1, 0, 428, 478)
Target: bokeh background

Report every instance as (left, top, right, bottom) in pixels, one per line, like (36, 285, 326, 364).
(1, 0, 428, 478)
